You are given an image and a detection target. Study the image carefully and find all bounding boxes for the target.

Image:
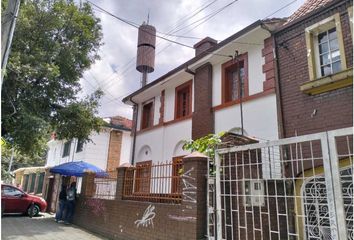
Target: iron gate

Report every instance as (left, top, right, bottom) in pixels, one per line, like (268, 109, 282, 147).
(207, 127, 353, 240)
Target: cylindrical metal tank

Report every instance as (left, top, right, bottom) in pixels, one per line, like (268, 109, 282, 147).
(136, 24, 156, 74)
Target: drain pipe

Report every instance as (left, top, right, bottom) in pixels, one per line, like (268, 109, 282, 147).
(130, 98, 138, 166)
(261, 24, 285, 139)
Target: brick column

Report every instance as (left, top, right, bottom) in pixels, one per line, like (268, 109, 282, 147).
(192, 63, 214, 139)
(81, 172, 95, 197)
(262, 36, 276, 91)
(181, 152, 208, 239)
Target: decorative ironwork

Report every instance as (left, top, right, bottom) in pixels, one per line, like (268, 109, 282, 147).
(303, 167, 353, 240)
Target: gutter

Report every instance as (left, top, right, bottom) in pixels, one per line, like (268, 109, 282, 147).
(130, 98, 138, 166)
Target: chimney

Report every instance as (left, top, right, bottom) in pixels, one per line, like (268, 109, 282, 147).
(193, 37, 217, 56)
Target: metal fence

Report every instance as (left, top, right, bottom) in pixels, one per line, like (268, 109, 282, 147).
(208, 127, 353, 240)
(123, 160, 183, 203)
(92, 171, 118, 200)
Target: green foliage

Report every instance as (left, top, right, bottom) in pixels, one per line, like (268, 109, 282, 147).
(1, 138, 45, 182)
(183, 132, 225, 158)
(2, 0, 103, 157)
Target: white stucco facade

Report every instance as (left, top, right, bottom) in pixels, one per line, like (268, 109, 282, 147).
(134, 114, 191, 164)
(46, 128, 132, 170)
(129, 24, 280, 164)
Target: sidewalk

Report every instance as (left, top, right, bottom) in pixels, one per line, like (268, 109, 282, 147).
(1, 213, 108, 240)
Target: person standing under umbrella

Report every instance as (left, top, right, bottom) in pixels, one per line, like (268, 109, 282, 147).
(55, 184, 67, 222)
(64, 182, 76, 225)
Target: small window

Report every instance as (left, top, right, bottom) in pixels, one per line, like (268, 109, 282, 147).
(244, 180, 264, 207)
(29, 173, 36, 193)
(36, 173, 45, 194)
(222, 53, 248, 103)
(317, 27, 341, 77)
(76, 139, 84, 152)
(23, 175, 29, 192)
(175, 81, 192, 119)
(62, 141, 71, 157)
(141, 101, 154, 130)
(305, 13, 347, 81)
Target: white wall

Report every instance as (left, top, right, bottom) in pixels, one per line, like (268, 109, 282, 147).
(212, 44, 265, 107)
(134, 119, 191, 164)
(120, 130, 132, 165)
(214, 94, 279, 141)
(46, 129, 115, 171)
(80, 130, 110, 170)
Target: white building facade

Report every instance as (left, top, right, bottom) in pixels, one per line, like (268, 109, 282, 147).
(124, 20, 283, 165)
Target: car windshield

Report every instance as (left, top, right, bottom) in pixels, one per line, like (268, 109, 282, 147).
(3, 186, 23, 196)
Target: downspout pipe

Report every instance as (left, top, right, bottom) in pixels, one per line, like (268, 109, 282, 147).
(130, 98, 138, 166)
(261, 24, 285, 139)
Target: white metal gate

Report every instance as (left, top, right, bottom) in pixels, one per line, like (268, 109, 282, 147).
(208, 127, 353, 240)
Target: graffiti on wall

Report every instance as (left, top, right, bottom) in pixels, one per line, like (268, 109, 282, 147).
(134, 204, 156, 228)
(168, 214, 196, 222)
(83, 198, 106, 218)
(181, 167, 197, 203)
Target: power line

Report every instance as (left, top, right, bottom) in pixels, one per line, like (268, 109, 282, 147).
(263, 0, 298, 19)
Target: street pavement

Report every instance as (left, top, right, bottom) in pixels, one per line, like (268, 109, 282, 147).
(1, 213, 108, 240)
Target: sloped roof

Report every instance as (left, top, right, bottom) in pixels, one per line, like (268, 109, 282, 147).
(107, 116, 132, 130)
(286, 0, 334, 23)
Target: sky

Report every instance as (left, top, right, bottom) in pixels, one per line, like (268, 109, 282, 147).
(80, 0, 306, 120)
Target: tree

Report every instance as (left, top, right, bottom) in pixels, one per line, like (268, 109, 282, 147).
(1, 0, 104, 157)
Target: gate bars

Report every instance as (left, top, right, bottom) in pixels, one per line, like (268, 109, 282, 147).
(210, 127, 353, 240)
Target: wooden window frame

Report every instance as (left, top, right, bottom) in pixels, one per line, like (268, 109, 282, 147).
(174, 80, 193, 120)
(141, 100, 154, 130)
(305, 13, 347, 81)
(134, 160, 152, 194)
(221, 52, 249, 104)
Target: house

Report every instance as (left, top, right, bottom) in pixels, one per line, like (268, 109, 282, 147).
(273, 0, 352, 238)
(42, 116, 132, 212)
(12, 166, 47, 196)
(123, 19, 286, 171)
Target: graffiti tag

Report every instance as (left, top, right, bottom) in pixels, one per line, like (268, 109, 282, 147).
(168, 214, 196, 222)
(181, 167, 197, 203)
(134, 204, 156, 228)
(84, 198, 106, 217)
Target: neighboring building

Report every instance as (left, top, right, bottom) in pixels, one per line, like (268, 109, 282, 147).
(13, 166, 46, 196)
(123, 19, 286, 168)
(274, 0, 352, 239)
(275, 0, 352, 138)
(43, 116, 132, 212)
(46, 116, 132, 171)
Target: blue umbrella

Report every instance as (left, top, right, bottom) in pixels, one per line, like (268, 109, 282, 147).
(50, 161, 108, 177)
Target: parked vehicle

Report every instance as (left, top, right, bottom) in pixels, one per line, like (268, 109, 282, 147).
(1, 184, 47, 216)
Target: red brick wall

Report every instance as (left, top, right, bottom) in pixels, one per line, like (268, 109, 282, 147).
(74, 156, 208, 240)
(275, 1, 353, 138)
(262, 37, 276, 91)
(106, 130, 123, 172)
(159, 90, 165, 124)
(192, 63, 214, 139)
